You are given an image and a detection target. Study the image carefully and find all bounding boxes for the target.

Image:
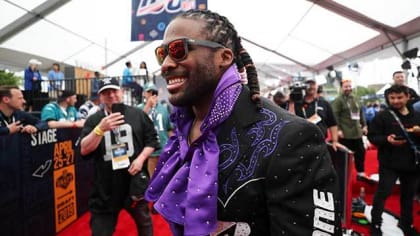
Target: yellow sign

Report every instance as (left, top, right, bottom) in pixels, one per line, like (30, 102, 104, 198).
(53, 140, 77, 233)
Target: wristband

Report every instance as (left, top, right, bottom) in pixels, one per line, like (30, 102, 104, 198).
(94, 126, 104, 136)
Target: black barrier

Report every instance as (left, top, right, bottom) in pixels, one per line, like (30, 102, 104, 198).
(0, 128, 94, 236)
(327, 143, 354, 229)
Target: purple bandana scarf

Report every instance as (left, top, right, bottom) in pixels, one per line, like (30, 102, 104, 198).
(145, 65, 242, 236)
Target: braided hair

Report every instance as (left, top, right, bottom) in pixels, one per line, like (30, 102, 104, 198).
(175, 9, 261, 107)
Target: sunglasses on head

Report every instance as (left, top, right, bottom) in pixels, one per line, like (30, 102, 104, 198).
(155, 38, 225, 65)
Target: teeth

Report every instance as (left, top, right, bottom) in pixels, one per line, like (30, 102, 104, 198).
(168, 77, 186, 85)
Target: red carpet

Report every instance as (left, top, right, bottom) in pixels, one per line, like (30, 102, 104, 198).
(349, 148, 420, 235)
(58, 208, 172, 236)
(58, 148, 420, 236)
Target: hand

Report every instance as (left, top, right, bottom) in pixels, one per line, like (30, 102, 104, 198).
(74, 119, 85, 128)
(307, 114, 321, 124)
(337, 130, 344, 139)
(128, 157, 144, 175)
(362, 126, 368, 135)
(21, 125, 37, 134)
(387, 134, 406, 146)
(7, 121, 23, 134)
(331, 140, 339, 151)
(98, 112, 125, 132)
(32, 77, 38, 81)
(146, 95, 158, 108)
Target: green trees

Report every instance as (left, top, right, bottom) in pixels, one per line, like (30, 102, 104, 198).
(0, 70, 21, 86)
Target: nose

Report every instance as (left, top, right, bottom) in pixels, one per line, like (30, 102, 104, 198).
(160, 55, 177, 75)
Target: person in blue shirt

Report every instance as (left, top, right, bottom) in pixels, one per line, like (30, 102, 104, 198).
(23, 59, 42, 112)
(91, 71, 101, 95)
(0, 85, 48, 135)
(41, 90, 85, 129)
(122, 61, 134, 86)
(47, 63, 65, 93)
(122, 61, 143, 103)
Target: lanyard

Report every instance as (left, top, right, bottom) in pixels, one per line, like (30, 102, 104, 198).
(345, 96, 358, 112)
(302, 101, 318, 119)
(0, 113, 15, 126)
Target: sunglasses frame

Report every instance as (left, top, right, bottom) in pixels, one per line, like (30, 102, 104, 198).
(155, 38, 225, 65)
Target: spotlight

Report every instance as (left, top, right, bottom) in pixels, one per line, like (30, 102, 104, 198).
(401, 60, 411, 70)
(403, 47, 418, 59)
(348, 62, 359, 71)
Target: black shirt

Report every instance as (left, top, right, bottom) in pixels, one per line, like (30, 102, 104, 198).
(368, 107, 420, 171)
(80, 105, 160, 212)
(293, 97, 337, 137)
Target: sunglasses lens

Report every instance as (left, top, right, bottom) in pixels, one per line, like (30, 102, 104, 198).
(155, 47, 166, 65)
(168, 39, 186, 61)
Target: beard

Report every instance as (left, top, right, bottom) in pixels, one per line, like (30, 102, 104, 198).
(169, 58, 220, 107)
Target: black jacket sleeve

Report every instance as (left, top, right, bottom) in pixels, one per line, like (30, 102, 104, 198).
(367, 111, 388, 147)
(266, 119, 342, 235)
(0, 126, 9, 135)
(17, 111, 49, 131)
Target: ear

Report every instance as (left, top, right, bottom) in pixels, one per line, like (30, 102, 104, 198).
(1, 96, 10, 104)
(216, 48, 234, 67)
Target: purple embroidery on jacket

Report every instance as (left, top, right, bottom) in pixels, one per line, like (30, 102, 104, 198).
(221, 108, 289, 194)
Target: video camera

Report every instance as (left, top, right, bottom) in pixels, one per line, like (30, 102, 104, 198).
(289, 81, 308, 103)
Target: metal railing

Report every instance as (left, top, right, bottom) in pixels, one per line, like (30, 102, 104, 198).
(26, 76, 145, 111)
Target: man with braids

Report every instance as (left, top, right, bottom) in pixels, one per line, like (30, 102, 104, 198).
(145, 9, 342, 236)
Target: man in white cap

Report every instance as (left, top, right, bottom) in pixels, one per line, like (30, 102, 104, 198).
(80, 77, 159, 236)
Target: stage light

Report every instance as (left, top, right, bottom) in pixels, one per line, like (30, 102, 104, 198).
(401, 60, 411, 70)
(403, 47, 419, 59)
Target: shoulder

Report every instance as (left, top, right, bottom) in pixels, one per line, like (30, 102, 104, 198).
(42, 102, 58, 111)
(69, 106, 78, 113)
(126, 105, 147, 117)
(259, 98, 318, 134)
(137, 103, 145, 109)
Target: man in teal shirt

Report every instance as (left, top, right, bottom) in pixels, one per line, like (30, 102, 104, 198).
(138, 83, 173, 177)
(41, 90, 85, 129)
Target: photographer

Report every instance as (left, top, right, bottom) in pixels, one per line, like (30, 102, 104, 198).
(288, 78, 340, 151)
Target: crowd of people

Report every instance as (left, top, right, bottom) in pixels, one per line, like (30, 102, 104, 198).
(269, 71, 420, 235)
(1, 9, 420, 236)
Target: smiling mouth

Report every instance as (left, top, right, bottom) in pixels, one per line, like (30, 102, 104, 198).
(167, 77, 186, 85)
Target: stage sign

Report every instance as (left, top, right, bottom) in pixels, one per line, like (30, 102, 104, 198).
(131, 0, 208, 41)
(53, 140, 77, 232)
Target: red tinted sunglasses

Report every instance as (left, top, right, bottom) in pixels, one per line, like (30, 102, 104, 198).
(155, 38, 225, 65)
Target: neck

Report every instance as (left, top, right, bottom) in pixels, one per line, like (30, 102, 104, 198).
(398, 106, 409, 115)
(59, 102, 68, 109)
(192, 97, 212, 122)
(304, 95, 315, 103)
(0, 105, 13, 117)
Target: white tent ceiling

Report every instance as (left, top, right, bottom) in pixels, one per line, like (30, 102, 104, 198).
(0, 0, 419, 84)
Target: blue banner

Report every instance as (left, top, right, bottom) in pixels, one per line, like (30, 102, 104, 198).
(131, 0, 208, 41)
